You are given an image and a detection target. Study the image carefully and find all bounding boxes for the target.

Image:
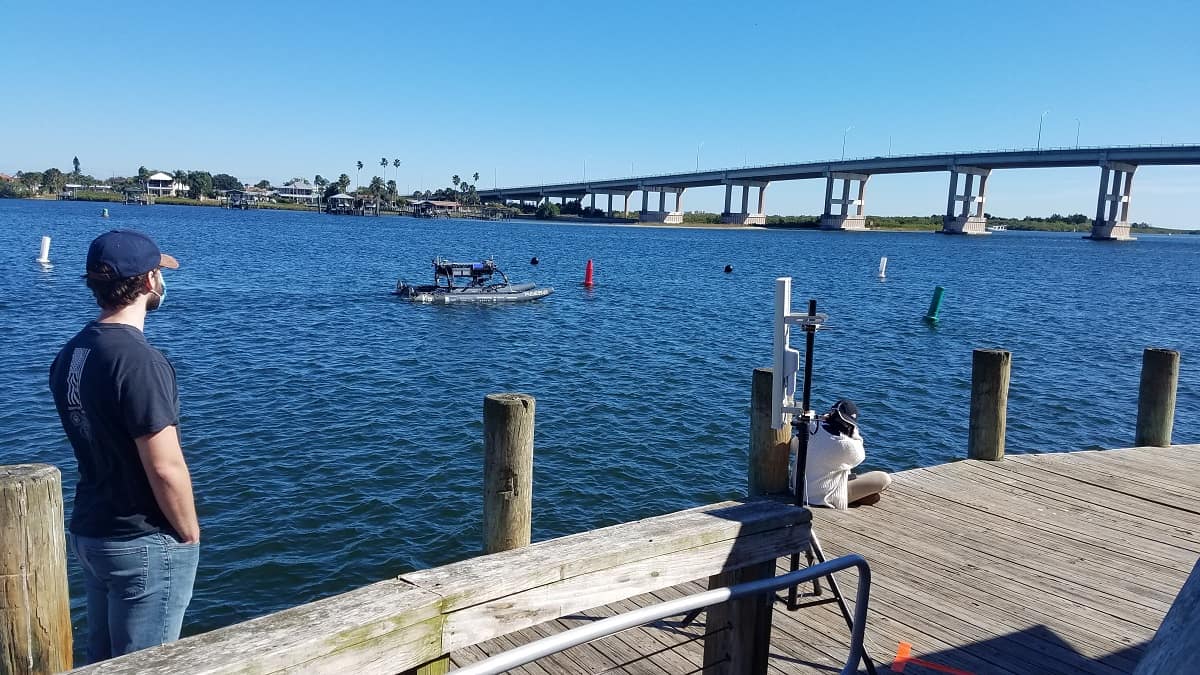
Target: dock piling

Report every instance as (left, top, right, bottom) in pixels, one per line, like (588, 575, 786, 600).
(748, 367, 791, 497)
(0, 464, 72, 674)
(1136, 348, 1180, 447)
(968, 349, 1011, 461)
(483, 393, 535, 554)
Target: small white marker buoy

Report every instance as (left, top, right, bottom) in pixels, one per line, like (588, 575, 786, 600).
(877, 256, 888, 279)
(36, 236, 51, 265)
(101, 208, 109, 218)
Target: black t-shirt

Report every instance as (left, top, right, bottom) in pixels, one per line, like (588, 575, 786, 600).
(49, 321, 181, 539)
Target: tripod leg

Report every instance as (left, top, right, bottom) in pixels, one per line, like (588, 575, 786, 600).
(786, 552, 801, 610)
(678, 607, 703, 627)
(810, 534, 877, 675)
(806, 545, 822, 596)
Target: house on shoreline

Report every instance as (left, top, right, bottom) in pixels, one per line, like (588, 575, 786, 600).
(276, 179, 317, 205)
(146, 172, 187, 197)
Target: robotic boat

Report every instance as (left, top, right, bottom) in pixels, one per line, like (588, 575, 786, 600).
(393, 258, 553, 304)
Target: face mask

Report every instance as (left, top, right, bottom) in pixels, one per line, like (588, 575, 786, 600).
(147, 271, 166, 312)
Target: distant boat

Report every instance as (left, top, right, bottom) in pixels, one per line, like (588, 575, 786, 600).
(986, 224, 1007, 232)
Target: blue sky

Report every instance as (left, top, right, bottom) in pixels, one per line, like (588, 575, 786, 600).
(3, 1, 1198, 226)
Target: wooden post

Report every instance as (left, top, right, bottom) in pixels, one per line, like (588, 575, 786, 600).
(968, 349, 1010, 461)
(702, 559, 776, 675)
(1, 464, 72, 674)
(406, 394, 537, 675)
(1136, 348, 1180, 447)
(748, 368, 790, 497)
(483, 393, 535, 554)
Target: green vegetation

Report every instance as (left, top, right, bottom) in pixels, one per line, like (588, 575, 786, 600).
(535, 201, 560, 219)
(155, 196, 222, 207)
(72, 190, 124, 203)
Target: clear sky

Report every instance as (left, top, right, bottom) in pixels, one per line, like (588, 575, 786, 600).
(3, 1, 1198, 227)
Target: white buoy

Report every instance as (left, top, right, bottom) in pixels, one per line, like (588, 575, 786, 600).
(877, 256, 888, 279)
(101, 208, 109, 218)
(36, 236, 51, 264)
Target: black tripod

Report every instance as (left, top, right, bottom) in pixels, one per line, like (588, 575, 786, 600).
(783, 299, 877, 675)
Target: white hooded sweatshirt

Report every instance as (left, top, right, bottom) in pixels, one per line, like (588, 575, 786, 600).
(799, 421, 865, 511)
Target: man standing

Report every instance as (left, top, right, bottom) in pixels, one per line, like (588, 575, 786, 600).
(49, 229, 199, 663)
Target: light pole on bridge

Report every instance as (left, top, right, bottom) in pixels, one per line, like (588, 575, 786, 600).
(1074, 118, 1081, 149)
(1037, 110, 1049, 150)
(696, 142, 704, 172)
(841, 126, 854, 160)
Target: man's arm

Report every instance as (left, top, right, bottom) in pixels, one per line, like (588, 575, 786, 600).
(135, 425, 200, 543)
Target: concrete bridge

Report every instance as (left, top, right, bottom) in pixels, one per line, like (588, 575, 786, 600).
(477, 145, 1200, 240)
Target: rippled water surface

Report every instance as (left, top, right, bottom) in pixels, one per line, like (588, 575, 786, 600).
(1, 199, 1196, 640)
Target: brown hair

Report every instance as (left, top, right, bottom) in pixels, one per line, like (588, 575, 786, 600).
(85, 269, 152, 311)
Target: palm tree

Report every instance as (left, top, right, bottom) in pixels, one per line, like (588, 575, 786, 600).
(451, 174, 460, 203)
(380, 157, 388, 182)
(368, 176, 385, 196)
(356, 161, 363, 189)
(473, 172, 480, 184)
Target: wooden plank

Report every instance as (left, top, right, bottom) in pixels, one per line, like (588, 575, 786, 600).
(824, 483, 1182, 607)
(403, 500, 810, 612)
(956, 461, 1200, 559)
(71, 579, 445, 675)
(1008, 446, 1200, 504)
(765, 559, 1026, 675)
(877, 480, 1190, 588)
(567, 595, 704, 674)
(950, 460, 1200, 544)
(817, 506, 1159, 648)
(803, 552, 1130, 675)
(437, 515, 811, 652)
(808, 518, 1148, 671)
(900, 461, 1200, 549)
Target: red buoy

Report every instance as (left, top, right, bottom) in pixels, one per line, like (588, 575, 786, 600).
(583, 259, 595, 287)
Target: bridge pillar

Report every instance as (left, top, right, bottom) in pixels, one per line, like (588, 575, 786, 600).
(942, 166, 990, 234)
(1089, 162, 1137, 241)
(639, 186, 684, 224)
(819, 172, 869, 230)
(721, 180, 768, 225)
(590, 194, 596, 211)
(607, 194, 613, 217)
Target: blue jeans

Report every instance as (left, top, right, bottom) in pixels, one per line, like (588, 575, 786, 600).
(69, 531, 199, 663)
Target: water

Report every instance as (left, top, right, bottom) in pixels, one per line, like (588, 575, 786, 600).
(1, 199, 1196, 643)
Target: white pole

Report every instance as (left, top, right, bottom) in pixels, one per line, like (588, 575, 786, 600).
(36, 236, 51, 264)
(771, 277, 791, 430)
(878, 256, 888, 279)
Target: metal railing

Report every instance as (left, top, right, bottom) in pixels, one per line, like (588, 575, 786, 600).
(451, 554, 872, 675)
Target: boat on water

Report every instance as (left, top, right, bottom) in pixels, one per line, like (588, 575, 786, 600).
(393, 258, 553, 304)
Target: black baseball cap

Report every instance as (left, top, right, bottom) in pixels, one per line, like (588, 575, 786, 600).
(85, 230, 179, 280)
(830, 399, 859, 429)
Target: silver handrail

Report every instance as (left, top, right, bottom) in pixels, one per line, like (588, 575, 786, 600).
(451, 554, 871, 675)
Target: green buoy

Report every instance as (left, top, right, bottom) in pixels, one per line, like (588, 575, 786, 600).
(923, 286, 945, 324)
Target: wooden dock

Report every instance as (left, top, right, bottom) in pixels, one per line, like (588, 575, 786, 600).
(450, 445, 1199, 674)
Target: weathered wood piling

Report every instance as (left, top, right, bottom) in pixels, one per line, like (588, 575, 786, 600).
(482, 393, 535, 554)
(0, 465, 72, 675)
(967, 348, 1011, 461)
(748, 367, 790, 497)
(1136, 347, 1180, 447)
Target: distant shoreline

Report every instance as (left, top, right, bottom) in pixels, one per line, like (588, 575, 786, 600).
(6, 196, 1196, 234)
